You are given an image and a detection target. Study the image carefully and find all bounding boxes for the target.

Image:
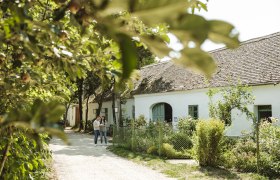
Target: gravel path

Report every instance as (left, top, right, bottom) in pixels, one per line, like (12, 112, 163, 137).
(49, 130, 174, 180)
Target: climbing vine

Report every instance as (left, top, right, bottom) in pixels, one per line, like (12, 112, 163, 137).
(207, 82, 255, 125)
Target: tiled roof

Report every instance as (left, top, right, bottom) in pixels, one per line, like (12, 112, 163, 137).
(133, 32, 280, 95)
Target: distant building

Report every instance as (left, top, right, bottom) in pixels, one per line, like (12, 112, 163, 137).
(68, 32, 280, 136)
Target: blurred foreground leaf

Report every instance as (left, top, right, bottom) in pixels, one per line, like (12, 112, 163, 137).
(117, 33, 138, 80)
(208, 20, 239, 48)
(175, 48, 216, 78)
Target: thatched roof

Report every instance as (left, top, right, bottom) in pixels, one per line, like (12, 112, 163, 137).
(133, 32, 280, 95)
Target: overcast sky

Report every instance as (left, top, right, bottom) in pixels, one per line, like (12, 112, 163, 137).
(197, 0, 280, 50)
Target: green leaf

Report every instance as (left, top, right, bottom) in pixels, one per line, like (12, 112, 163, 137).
(129, 0, 187, 12)
(208, 20, 240, 48)
(38, 159, 44, 166)
(116, 33, 138, 80)
(175, 48, 216, 78)
(3, 23, 11, 38)
(47, 104, 65, 123)
(45, 127, 69, 145)
(32, 160, 39, 169)
(198, 1, 208, 11)
(131, 1, 189, 26)
(27, 163, 33, 170)
(103, 0, 187, 15)
(170, 13, 209, 45)
(140, 35, 170, 58)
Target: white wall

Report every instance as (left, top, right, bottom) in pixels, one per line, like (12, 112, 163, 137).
(134, 88, 209, 121)
(68, 105, 77, 126)
(134, 84, 280, 136)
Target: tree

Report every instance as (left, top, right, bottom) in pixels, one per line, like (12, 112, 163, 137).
(136, 44, 156, 69)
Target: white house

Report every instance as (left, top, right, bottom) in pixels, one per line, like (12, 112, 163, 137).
(68, 32, 280, 136)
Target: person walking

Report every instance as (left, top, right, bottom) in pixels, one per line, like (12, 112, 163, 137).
(93, 116, 101, 146)
(99, 116, 107, 145)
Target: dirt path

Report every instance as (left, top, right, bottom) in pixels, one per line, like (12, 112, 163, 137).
(49, 130, 174, 180)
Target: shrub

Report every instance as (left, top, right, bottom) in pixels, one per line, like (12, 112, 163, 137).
(194, 119, 225, 166)
(0, 130, 51, 179)
(178, 117, 198, 136)
(147, 145, 158, 155)
(131, 127, 155, 152)
(159, 143, 192, 159)
(135, 115, 147, 127)
(160, 143, 177, 158)
(221, 121, 280, 177)
(259, 120, 280, 176)
(220, 136, 238, 151)
(227, 137, 257, 171)
(123, 118, 131, 126)
(146, 121, 157, 137)
(222, 136, 278, 176)
(168, 132, 193, 151)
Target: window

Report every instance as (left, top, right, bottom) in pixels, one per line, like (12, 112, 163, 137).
(257, 105, 272, 122)
(188, 105, 198, 119)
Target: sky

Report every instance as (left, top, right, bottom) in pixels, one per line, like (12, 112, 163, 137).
(170, 0, 280, 51)
(200, 0, 280, 50)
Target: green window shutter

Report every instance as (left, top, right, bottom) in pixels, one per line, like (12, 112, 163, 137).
(188, 105, 199, 119)
(152, 103, 165, 121)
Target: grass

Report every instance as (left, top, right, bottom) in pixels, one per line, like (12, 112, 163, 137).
(108, 146, 268, 180)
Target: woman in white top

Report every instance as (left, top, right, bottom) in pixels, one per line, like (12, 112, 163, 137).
(93, 116, 101, 145)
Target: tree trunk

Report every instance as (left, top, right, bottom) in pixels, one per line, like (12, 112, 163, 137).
(85, 96, 90, 131)
(96, 93, 104, 117)
(111, 77, 117, 125)
(119, 98, 123, 127)
(112, 91, 116, 126)
(78, 78, 84, 131)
